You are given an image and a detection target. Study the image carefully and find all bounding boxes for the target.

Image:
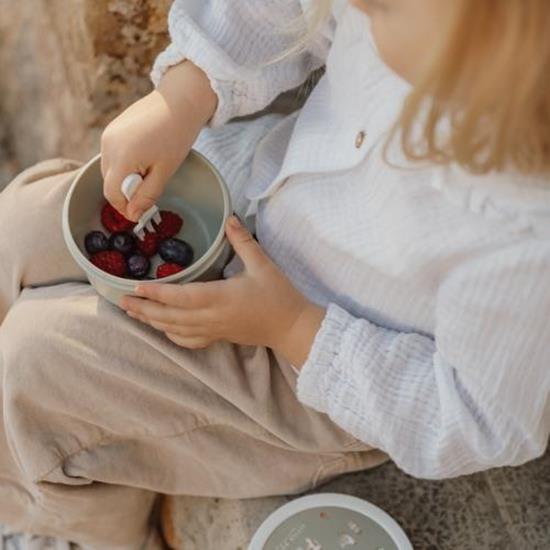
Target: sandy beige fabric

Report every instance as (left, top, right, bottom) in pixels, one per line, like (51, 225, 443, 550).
(0, 158, 387, 549)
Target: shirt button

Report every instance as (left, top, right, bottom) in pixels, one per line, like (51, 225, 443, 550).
(355, 130, 366, 149)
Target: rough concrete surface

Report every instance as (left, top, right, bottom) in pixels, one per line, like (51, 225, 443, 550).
(0, 0, 171, 170)
(163, 450, 550, 550)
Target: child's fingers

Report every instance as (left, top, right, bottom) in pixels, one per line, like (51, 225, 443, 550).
(127, 164, 169, 221)
(103, 165, 132, 217)
(100, 153, 108, 180)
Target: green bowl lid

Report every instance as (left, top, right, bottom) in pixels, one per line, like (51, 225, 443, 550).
(248, 493, 413, 550)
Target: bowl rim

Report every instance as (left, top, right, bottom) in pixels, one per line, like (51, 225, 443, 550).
(247, 493, 413, 549)
(62, 149, 232, 287)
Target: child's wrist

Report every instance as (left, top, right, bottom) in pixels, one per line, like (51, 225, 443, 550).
(157, 60, 218, 129)
(271, 303, 327, 370)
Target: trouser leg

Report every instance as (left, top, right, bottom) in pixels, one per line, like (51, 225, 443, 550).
(0, 158, 87, 325)
(0, 282, 384, 546)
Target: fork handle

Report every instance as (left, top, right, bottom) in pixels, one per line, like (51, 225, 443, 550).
(121, 173, 144, 201)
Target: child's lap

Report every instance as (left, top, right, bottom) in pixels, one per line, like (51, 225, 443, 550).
(0, 116, 378, 491)
(2, 281, 363, 454)
(0, 282, 380, 500)
(0, 281, 384, 499)
(0, 116, 310, 447)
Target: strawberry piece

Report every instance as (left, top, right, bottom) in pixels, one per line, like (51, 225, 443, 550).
(156, 263, 184, 278)
(90, 250, 127, 277)
(135, 231, 160, 258)
(152, 210, 183, 240)
(101, 202, 135, 233)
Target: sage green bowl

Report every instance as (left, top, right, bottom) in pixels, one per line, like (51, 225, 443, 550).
(62, 150, 234, 307)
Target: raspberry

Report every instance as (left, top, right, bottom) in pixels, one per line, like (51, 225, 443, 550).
(101, 202, 135, 233)
(156, 263, 184, 278)
(135, 232, 160, 258)
(90, 250, 127, 277)
(152, 210, 183, 240)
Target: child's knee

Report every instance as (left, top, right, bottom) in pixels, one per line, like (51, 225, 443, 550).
(1, 297, 53, 377)
(0, 158, 83, 269)
(0, 158, 82, 219)
(4, 158, 82, 190)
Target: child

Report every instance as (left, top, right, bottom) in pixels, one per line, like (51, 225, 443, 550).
(0, 0, 548, 547)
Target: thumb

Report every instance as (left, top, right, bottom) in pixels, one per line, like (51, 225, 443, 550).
(127, 165, 168, 222)
(225, 215, 269, 273)
(103, 165, 133, 217)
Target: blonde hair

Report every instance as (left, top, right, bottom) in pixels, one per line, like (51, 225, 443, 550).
(301, 0, 550, 175)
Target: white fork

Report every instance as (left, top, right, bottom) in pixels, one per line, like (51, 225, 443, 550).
(121, 173, 163, 241)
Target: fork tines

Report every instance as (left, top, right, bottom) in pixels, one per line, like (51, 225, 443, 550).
(134, 205, 162, 241)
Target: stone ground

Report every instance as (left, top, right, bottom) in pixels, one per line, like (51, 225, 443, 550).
(1, 146, 549, 549)
(163, 449, 550, 549)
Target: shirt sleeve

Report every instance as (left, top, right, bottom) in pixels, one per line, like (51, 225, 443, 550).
(296, 240, 550, 479)
(150, 0, 334, 128)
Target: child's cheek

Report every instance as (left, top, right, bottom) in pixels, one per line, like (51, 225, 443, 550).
(370, 19, 414, 84)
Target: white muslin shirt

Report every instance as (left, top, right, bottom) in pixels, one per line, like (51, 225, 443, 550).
(150, 0, 550, 479)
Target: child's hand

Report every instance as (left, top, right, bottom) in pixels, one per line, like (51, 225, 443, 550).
(119, 216, 326, 367)
(101, 61, 217, 222)
(100, 90, 193, 221)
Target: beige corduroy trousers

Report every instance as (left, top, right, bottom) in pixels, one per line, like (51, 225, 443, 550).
(0, 128, 387, 549)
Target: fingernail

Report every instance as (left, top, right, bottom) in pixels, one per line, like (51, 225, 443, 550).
(229, 215, 240, 228)
(135, 285, 145, 295)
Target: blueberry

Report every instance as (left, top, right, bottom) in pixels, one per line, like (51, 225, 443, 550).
(158, 238, 194, 266)
(85, 231, 109, 255)
(127, 254, 151, 279)
(109, 231, 136, 257)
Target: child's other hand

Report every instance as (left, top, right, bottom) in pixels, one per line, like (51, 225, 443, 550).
(101, 61, 217, 222)
(119, 215, 326, 366)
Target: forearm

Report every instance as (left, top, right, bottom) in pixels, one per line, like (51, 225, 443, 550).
(272, 302, 327, 369)
(150, 0, 331, 128)
(292, 301, 547, 479)
(156, 60, 218, 134)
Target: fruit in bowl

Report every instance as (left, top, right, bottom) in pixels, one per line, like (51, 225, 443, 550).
(127, 254, 151, 279)
(84, 230, 109, 255)
(156, 263, 184, 278)
(159, 238, 194, 266)
(63, 151, 234, 307)
(84, 203, 194, 280)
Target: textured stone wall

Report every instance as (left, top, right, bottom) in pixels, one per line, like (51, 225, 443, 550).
(0, 0, 171, 178)
(0, 0, 307, 190)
